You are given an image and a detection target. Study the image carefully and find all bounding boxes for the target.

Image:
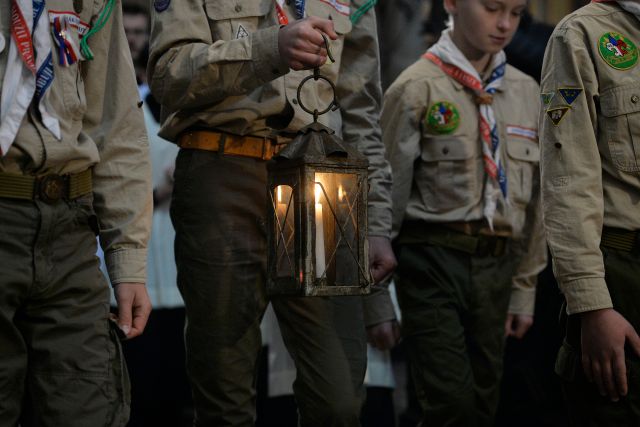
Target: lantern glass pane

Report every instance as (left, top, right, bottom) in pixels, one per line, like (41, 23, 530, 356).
(274, 185, 295, 278)
(314, 172, 360, 286)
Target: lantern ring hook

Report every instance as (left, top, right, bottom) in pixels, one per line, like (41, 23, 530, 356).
(295, 34, 339, 123)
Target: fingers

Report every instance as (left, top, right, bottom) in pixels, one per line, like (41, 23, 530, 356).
(308, 16, 338, 40)
(504, 314, 514, 338)
(582, 354, 594, 384)
(129, 298, 152, 339)
(116, 292, 133, 337)
(601, 360, 618, 401)
(628, 328, 640, 359)
(612, 351, 627, 399)
(115, 283, 152, 339)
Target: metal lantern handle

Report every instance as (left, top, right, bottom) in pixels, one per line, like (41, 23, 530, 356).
(296, 34, 340, 123)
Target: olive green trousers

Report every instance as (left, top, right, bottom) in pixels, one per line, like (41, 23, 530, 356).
(0, 196, 129, 427)
(395, 230, 517, 427)
(171, 150, 367, 427)
(556, 246, 640, 426)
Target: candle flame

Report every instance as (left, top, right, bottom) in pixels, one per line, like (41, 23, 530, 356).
(277, 186, 282, 203)
(315, 183, 322, 204)
(338, 185, 344, 202)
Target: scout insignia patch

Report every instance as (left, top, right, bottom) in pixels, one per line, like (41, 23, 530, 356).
(154, 0, 170, 12)
(506, 125, 537, 142)
(546, 107, 570, 126)
(426, 101, 460, 134)
(558, 88, 583, 105)
(49, 11, 90, 66)
(541, 92, 555, 106)
(235, 25, 249, 39)
(598, 32, 638, 70)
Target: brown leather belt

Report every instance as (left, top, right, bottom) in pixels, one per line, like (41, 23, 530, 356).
(601, 226, 639, 252)
(178, 130, 288, 161)
(0, 168, 92, 204)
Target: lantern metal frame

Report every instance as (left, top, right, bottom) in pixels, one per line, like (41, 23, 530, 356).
(266, 52, 372, 297)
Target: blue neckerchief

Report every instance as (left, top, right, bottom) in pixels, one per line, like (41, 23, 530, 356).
(294, 0, 305, 19)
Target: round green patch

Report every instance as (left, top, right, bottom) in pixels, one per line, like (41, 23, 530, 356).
(598, 31, 638, 70)
(426, 101, 460, 134)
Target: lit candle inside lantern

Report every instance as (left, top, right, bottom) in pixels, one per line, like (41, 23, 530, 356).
(276, 186, 287, 224)
(315, 183, 326, 278)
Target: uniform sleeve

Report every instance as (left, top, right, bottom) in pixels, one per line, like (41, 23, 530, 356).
(82, 3, 152, 285)
(147, 0, 289, 112)
(539, 27, 612, 314)
(335, 4, 392, 238)
(508, 168, 547, 315)
(380, 77, 423, 238)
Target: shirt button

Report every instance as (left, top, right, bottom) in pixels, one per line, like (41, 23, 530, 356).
(554, 142, 562, 149)
(442, 147, 449, 155)
(525, 148, 530, 155)
(235, 4, 242, 12)
(292, 99, 298, 105)
(631, 95, 639, 104)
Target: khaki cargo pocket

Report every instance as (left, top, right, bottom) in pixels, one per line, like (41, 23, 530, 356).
(600, 83, 640, 175)
(205, 0, 272, 41)
(505, 136, 539, 205)
(415, 137, 477, 212)
(106, 319, 131, 427)
(555, 340, 579, 382)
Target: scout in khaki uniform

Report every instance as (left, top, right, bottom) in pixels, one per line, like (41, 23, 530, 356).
(148, 0, 397, 425)
(0, 0, 152, 425)
(540, 1, 640, 425)
(382, 0, 547, 425)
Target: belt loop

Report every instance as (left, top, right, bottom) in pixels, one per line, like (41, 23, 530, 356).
(218, 133, 227, 156)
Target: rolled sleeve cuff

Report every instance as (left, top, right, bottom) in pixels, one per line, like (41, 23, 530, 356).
(105, 248, 148, 285)
(559, 277, 613, 315)
(367, 206, 392, 238)
(508, 287, 536, 316)
(251, 27, 289, 84)
(363, 285, 396, 327)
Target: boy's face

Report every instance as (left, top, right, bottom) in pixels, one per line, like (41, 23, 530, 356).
(446, 0, 526, 58)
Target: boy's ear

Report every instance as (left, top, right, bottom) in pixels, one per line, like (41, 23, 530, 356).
(443, 0, 458, 16)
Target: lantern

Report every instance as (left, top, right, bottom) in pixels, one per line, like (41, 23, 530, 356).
(266, 67, 372, 296)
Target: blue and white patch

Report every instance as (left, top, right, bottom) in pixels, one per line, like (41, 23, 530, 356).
(154, 0, 170, 12)
(558, 88, 583, 105)
(506, 125, 537, 142)
(235, 24, 249, 39)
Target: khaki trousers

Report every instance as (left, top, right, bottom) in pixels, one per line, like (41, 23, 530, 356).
(171, 149, 367, 427)
(0, 196, 129, 427)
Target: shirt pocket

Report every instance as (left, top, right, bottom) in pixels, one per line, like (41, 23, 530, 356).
(306, 0, 352, 35)
(505, 132, 539, 206)
(48, 11, 89, 121)
(600, 83, 640, 175)
(415, 137, 477, 213)
(204, 0, 273, 41)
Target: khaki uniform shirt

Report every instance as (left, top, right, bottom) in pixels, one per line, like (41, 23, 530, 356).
(147, 0, 392, 238)
(0, 0, 152, 284)
(382, 58, 547, 315)
(148, 0, 395, 321)
(540, 2, 640, 314)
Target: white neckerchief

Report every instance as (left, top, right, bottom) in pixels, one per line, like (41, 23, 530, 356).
(618, 1, 640, 19)
(0, 0, 59, 156)
(427, 29, 508, 229)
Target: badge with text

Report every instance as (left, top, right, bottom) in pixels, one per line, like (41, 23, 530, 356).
(546, 107, 570, 126)
(598, 31, 638, 70)
(426, 101, 460, 134)
(541, 92, 555, 106)
(558, 88, 583, 105)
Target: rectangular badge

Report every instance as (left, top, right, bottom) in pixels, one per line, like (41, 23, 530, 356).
(506, 125, 538, 142)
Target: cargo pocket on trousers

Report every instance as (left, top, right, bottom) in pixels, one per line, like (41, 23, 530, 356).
(555, 340, 579, 382)
(106, 319, 131, 427)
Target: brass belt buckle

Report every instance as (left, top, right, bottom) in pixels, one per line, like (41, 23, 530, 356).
(37, 174, 66, 204)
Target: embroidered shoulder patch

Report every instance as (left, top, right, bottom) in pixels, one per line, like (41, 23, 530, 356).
(506, 125, 537, 142)
(154, 0, 170, 12)
(426, 101, 460, 134)
(558, 88, 583, 105)
(541, 92, 555, 106)
(546, 107, 570, 126)
(598, 31, 638, 70)
(235, 24, 249, 39)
